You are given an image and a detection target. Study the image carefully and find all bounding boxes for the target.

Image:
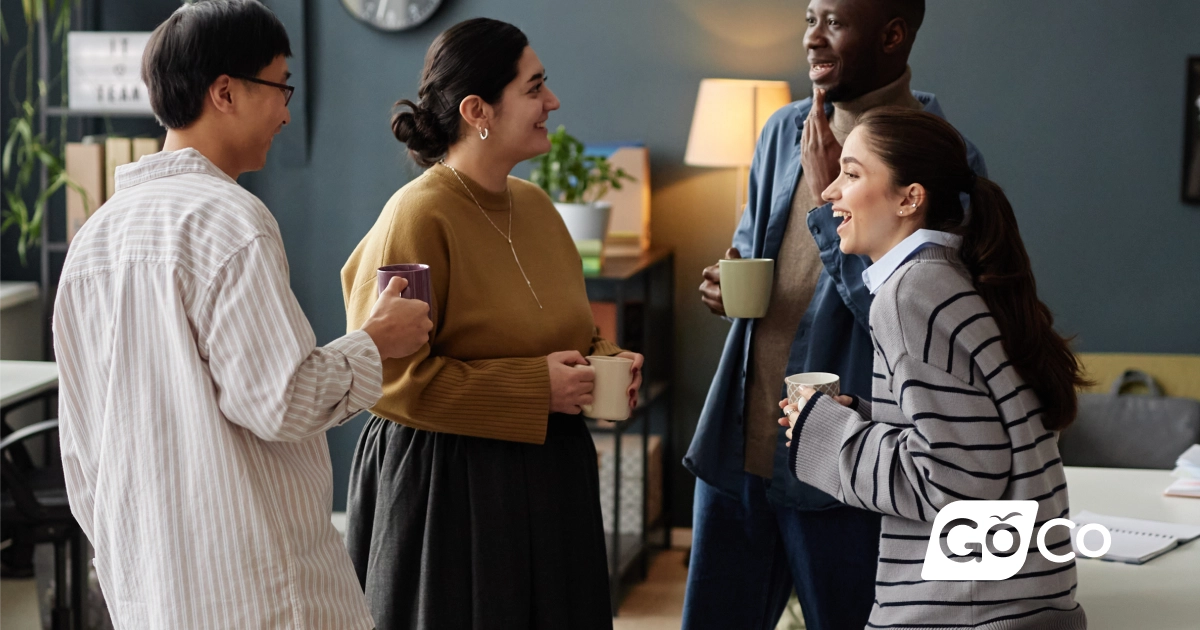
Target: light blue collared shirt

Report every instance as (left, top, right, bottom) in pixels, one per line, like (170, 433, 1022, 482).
(862, 229, 963, 294)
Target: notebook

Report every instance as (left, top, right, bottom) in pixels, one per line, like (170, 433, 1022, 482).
(1173, 444, 1200, 477)
(1166, 445, 1200, 497)
(1071, 511, 1200, 565)
(1164, 478, 1200, 498)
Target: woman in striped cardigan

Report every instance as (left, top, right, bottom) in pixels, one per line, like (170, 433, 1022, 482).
(780, 108, 1090, 630)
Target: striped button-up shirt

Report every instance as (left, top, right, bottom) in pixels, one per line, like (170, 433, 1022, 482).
(54, 148, 381, 629)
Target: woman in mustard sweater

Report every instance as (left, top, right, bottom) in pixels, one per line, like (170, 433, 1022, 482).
(340, 18, 641, 630)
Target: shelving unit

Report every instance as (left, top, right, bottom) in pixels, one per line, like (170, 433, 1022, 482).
(583, 248, 674, 615)
(31, 2, 158, 358)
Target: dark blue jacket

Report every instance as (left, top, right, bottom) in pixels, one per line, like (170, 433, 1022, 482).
(684, 91, 988, 510)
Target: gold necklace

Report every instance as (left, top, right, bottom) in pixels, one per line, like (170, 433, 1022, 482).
(439, 161, 543, 310)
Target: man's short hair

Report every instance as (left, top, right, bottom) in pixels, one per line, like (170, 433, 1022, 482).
(142, 0, 291, 129)
(889, 0, 925, 34)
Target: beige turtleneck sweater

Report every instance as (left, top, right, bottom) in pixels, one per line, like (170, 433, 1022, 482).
(743, 68, 923, 478)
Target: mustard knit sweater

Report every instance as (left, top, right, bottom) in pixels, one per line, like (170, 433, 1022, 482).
(342, 164, 622, 444)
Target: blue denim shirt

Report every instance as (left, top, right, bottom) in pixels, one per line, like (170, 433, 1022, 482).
(684, 91, 987, 511)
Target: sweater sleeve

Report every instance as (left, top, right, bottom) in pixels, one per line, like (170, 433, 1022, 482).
(788, 350, 1012, 523)
(590, 331, 623, 357)
(343, 206, 551, 445)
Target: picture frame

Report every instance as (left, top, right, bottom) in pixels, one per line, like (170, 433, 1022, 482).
(1184, 56, 1200, 205)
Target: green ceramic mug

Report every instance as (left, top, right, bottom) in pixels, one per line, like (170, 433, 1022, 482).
(719, 258, 774, 318)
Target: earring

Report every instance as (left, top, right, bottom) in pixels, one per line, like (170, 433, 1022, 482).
(478, 127, 489, 140)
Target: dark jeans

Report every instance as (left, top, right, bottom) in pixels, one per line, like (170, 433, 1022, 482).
(683, 474, 881, 630)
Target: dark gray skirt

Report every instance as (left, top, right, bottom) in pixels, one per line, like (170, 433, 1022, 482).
(346, 414, 613, 630)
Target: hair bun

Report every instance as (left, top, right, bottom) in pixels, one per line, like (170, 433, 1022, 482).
(390, 99, 449, 167)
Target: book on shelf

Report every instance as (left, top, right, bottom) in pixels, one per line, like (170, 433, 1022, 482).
(585, 143, 651, 254)
(132, 137, 161, 162)
(65, 141, 105, 242)
(104, 137, 133, 202)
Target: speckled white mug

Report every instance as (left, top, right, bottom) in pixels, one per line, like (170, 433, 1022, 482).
(785, 372, 840, 406)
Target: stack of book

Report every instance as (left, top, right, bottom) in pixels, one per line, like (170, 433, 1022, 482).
(577, 238, 604, 276)
(1164, 444, 1200, 498)
(65, 136, 161, 241)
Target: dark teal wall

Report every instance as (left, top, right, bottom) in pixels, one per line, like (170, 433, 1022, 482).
(242, 0, 1200, 517)
(4, 0, 1198, 520)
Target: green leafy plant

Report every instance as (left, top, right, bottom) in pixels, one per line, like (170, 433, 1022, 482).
(2, 0, 87, 265)
(530, 125, 635, 204)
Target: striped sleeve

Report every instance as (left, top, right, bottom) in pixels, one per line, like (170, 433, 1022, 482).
(202, 235, 384, 442)
(848, 395, 873, 420)
(788, 351, 1011, 522)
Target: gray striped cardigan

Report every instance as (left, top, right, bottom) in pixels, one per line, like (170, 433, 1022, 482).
(788, 247, 1086, 630)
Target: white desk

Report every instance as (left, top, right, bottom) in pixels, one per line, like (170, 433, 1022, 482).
(1, 360, 59, 411)
(1066, 466, 1200, 630)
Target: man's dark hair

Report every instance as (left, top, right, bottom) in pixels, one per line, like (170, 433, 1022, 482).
(889, 0, 925, 34)
(142, 0, 291, 129)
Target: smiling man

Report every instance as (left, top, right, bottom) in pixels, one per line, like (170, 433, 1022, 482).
(685, 1, 986, 628)
(53, 1, 434, 628)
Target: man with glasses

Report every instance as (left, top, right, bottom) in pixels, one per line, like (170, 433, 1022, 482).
(53, 1, 432, 627)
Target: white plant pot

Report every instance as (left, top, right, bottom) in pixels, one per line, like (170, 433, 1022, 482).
(554, 201, 612, 243)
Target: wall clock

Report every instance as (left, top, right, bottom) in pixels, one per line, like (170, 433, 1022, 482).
(341, 0, 443, 32)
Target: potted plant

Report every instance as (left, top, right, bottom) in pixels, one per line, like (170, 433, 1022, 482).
(530, 125, 634, 248)
(2, 0, 88, 266)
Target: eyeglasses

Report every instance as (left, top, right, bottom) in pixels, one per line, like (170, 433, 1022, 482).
(231, 75, 295, 106)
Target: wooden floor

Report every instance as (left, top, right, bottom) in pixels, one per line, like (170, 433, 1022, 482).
(2, 549, 694, 630)
(613, 548, 689, 629)
(0, 577, 41, 630)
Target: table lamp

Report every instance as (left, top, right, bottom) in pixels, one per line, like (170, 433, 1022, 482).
(684, 79, 792, 217)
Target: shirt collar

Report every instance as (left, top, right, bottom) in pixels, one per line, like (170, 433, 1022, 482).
(114, 147, 236, 192)
(862, 229, 963, 294)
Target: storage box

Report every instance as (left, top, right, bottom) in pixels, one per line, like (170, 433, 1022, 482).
(583, 144, 651, 256)
(592, 434, 662, 534)
(65, 142, 104, 242)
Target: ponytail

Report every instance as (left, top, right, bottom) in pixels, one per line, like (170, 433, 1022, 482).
(857, 107, 1089, 431)
(957, 177, 1089, 430)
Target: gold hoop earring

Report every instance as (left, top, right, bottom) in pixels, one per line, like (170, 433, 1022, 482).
(479, 128, 489, 140)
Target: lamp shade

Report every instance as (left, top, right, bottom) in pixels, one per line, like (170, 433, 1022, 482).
(684, 79, 792, 168)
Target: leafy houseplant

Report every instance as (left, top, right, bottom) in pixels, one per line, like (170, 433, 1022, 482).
(2, 0, 87, 266)
(530, 125, 634, 244)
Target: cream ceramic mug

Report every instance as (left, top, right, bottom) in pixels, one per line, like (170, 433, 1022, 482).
(719, 258, 774, 318)
(785, 372, 841, 406)
(579, 355, 634, 421)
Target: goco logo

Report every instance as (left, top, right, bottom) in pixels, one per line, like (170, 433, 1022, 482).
(922, 500, 1111, 581)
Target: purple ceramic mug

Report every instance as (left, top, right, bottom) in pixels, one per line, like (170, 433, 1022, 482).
(377, 264, 433, 316)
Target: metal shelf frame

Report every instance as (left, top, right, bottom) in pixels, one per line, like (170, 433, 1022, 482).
(583, 249, 674, 615)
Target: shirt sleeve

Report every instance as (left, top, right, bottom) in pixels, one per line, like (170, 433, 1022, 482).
(200, 235, 383, 442)
(807, 203, 874, 331)
(788, 352, 1011, 523)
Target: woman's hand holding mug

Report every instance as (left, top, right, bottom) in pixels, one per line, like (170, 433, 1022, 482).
(616, 351, 644, 410)
(777, 385, 854, 446)
(548, 351, 594, 414)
